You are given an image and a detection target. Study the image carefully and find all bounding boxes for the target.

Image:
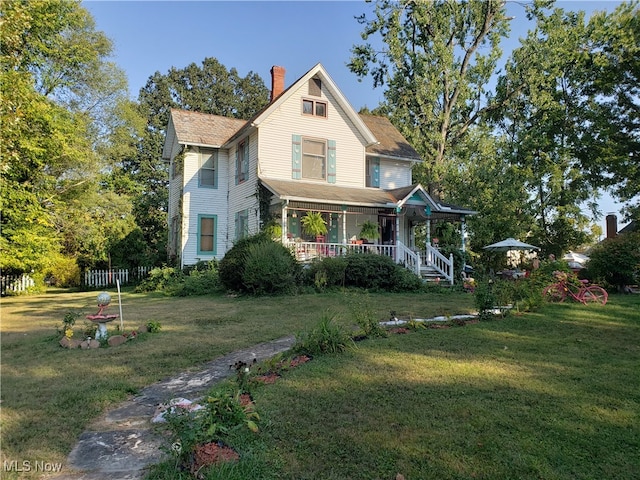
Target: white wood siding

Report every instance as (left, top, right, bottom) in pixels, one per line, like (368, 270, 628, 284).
(181, 147, 230, 265)
(227, 132, 260, 250)
(257, 81, 368, 187)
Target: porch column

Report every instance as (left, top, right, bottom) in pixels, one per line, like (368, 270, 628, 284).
(460, 215, 466, 252)
(395, 207, 401, 262)
(281, 203, 288, 244)
(341, 206, 347, 244)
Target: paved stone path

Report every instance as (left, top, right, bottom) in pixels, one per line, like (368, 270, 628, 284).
(50, 336, 296, 480)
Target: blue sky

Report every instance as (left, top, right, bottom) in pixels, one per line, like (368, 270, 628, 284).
(83, 0, 629, 234)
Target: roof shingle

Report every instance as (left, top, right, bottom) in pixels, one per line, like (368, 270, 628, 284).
(170, 109, 247, 147)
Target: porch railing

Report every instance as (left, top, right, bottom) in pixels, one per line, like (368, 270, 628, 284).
(396, 241, 421, 276)
(286, 241, 396, 263)
(284, 241, 454, 284)
(421, 245, 454, 284)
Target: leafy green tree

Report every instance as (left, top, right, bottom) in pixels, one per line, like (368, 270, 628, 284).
(1, 0, 138, 274)
(493, 1, 639, 254)
(349, 0, 513, 197)
(578, 2, 640, 219)
(130, 58, 270, 265)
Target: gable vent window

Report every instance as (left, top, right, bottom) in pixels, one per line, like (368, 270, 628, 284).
(302, 99, 327, 118)
(309, 77, 321, 96)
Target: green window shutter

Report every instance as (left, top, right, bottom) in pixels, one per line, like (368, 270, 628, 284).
(327, 140, 336, 183)
(234, 150, 239, 185)
(243, 141, 249, 181)
(292, 134, 302, 179)
(234, 211, 239, 239)
(372, 157, 380, 188)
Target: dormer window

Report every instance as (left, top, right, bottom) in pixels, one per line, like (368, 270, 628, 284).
(302, 99, 327, 117)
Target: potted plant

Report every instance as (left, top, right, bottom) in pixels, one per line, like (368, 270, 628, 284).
(359, 220, 380, 243)
(301, 211, 327, 241)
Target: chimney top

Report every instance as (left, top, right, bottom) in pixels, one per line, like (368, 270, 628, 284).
(606, 213, 617, 239)
(270, 66, 286, 102)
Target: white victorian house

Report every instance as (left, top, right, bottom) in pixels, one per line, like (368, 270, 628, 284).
(163, 63, 474, 283)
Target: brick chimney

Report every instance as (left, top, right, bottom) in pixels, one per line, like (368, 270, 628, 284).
(270, 66, 286, 101)
(606, 213, 617, 239)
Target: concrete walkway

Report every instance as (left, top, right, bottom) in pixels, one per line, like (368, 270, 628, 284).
(50, 336, 296, 480)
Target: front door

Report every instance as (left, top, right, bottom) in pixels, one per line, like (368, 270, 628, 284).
(380, 216, 395, 245)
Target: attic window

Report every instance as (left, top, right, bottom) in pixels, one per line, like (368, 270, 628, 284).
(302, 99, 327, 117)
(309, 77, 321, 96)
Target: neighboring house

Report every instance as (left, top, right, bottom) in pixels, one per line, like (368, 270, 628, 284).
(162, 63, 475, 283)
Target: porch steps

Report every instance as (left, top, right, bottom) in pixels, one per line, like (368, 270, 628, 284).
(420, 266, 447, 283)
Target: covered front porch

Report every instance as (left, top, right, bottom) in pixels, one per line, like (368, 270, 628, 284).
(261, 180, 475, 284)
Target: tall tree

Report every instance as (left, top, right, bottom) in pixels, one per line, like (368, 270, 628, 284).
(579, 1, 639, 219)
(349, 0, 513, 198)
(0, 0, 137, 274)
(493, 0, 638, 254)
(130, 58, 270, 264)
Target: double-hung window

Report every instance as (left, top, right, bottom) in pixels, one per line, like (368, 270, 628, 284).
(199, 150, 217, 188)
(302, 138, 326, 180)
(235, 209, 249, 240)
(198, 215, 217, 255)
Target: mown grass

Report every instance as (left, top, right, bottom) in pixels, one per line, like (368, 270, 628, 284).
(147, 295, 640, 480)
(0, 287, 470, 477)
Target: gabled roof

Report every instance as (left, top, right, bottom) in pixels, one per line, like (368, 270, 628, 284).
(163, 64, 422, 163)
(359, 114, 422, 162)
(226, 63, 377, 147)
(168, 109, 246, 148)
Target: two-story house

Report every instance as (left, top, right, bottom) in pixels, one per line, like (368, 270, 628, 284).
(162, 63, 474, 283)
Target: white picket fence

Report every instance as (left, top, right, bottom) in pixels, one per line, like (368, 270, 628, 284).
(83, 266, 151, 288)
(1, 274, 35, 296)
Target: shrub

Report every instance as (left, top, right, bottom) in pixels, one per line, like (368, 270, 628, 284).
(46, 255, 81, 287)
(348, 292, 387, 339)
(474, 280, 498, 321)
(135, 266, 184, 294)
(175, 262, 221, 296)
(343, 253, 422, 292)
(587, 232, 640, 291)
(241, 241, 300, 295)
(293, 311, 354, 356)
(304, 256, 347, 291)
(218, 233, 271, 292)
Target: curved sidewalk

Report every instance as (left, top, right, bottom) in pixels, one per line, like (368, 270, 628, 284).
(50, 336, 296, 480)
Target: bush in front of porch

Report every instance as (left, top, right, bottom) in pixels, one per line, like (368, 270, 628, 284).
(305, 253, 423, 292)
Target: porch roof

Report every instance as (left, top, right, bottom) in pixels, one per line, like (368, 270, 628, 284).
(261, 178, 398, 208)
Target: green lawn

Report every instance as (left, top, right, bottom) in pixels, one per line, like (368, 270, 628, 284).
(149, 295, 640, 480)
(2, 290, 639, 479)
(0, 288, 470, 475)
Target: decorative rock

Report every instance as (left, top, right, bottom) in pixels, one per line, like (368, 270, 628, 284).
(80, 340, 91, 349)
(59, 337, 83, 348)
(89, 339, 100, 348)
(138, 324, 148, 333)
(108, 335, 127, 347)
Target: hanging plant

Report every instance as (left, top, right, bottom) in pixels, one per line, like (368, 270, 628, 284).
(300, 211, 328, 238)
(359, 220, 380, 240)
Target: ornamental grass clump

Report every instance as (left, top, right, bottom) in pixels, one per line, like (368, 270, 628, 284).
(293, 311, 354, 356)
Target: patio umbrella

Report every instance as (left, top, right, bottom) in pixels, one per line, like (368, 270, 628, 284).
(483, 238, 541, 252)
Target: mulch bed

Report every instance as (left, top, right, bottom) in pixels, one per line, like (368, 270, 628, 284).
(191, 442, 239, 476)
